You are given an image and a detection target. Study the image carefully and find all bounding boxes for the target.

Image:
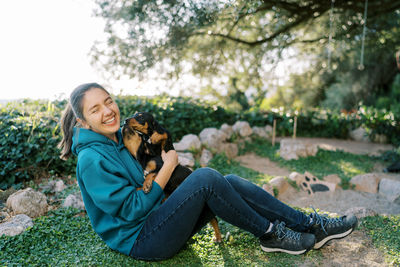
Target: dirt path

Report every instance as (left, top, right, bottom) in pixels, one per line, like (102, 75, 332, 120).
(235, 137, 399, 266)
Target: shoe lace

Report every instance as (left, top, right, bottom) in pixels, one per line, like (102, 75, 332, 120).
(311, 207, 343, 235)
(275, 221, 301, 241)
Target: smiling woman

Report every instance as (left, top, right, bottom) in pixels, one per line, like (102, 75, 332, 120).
(76, 88, 121, 143)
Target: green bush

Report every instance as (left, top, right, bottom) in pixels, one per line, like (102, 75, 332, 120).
(0, 101, 76, 190)
(0, 96, 399, 189)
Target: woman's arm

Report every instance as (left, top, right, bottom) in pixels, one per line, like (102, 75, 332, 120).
(154, 150, 179, 189)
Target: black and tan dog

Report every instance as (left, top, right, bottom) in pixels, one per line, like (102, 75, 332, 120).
(122, 111, 222, 242)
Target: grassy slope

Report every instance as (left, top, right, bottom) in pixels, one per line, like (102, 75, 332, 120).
(0, 138, 398, 266)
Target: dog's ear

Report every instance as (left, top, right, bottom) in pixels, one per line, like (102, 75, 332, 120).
(153, 120, 167, 134)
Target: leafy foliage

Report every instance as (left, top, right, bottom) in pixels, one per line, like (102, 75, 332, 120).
(0, 96, 398, 189)
(91, 0, 400, 110)
(0, 101, 76, 190)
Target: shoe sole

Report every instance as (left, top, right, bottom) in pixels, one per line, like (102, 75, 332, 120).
(314, 228, 354, 249)
(260, 245, 307, 255)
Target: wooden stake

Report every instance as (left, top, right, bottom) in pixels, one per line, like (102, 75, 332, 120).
(293, 116, 297, 139)
(272, 119, 276, 146)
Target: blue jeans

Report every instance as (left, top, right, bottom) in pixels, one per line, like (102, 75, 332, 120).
(130, 167, 311, 261)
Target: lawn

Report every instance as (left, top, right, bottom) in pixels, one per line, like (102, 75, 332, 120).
(0, 138, 398, 266)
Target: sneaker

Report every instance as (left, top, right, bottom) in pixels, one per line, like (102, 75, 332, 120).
(309, 209, 358, 249)
(260, 220, 315, 255)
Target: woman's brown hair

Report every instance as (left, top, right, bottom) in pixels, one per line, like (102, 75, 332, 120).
(58, 83, 109, 160)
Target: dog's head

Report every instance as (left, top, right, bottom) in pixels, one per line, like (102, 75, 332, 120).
(125, 111, 171, 152)
(128, 112, 157, 136)
(122, 119, 144, 159)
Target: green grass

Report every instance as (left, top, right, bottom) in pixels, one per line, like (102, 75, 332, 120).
(242, 137, 379, 188)
(0, 138, 396, 266)
(360, 215, 400, 265)
(0, 153, 324, 267)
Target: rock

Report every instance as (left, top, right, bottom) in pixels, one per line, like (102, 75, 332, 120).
(288, 172, 303, 183)
(220, 123, 233, 139)
(379, 178, 400, 204)
(173, 134, 201, 151)
(199, 128, 227, 151)
(323, 174, 342, 188)
(278, 139, 318, 160)
(63, 194, 85, 210)
(200, 149, 213, 167)
(54, 180, 67, 192)
(252, 126, 270, 139)
(262, 183, 275, 196)
(349, 127, 370, 142)
(232, 121, 252, 137)
(178, 152, 195, 167)
(0, 214, 33, 236)
(40, 179, 66, 193)
(345, 207, 377, 219)
(6, 188, 48, 218)
(350, 173, 381, 194)
(217, 143, 239, 158)
(269, 176, 289, 196)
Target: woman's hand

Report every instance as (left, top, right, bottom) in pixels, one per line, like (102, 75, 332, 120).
(161, 150, 179, 169)
(154, 150, 179, 190)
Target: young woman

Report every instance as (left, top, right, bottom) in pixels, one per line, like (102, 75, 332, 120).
(58, 83, 357, 261)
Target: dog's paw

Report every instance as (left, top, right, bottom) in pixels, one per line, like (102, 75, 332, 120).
(143, 181, 153, 193)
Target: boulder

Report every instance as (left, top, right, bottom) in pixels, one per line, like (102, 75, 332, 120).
(269, 176, 289, 196)
(0, 214, 33, 237)
(217, 143, 239, 159)
(265, 125, 273, 136)
(350, 173, 381, 194)
(220, 123, 234, 139)
(278, 139, 318, 160)
(41, 179, 67, 193)
(7, 188, 48, 218)
(200, 149, 213, 167)
(345, 207, 377, 219)
(232, 121, 252, 137)
(349, 127, 369, 142)
(199, 128, 227, 151)
(63, 194, 85, 210)
(323, 174, 342, 188)
(173, 134, 201, 151)
(252, 126, 270, 139)
(178, 152, 195, 167)
(262, 183, 275, 196)
(378, 178, 400, 204)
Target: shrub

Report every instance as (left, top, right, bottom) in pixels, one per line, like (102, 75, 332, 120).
(0, 96, 399, 189)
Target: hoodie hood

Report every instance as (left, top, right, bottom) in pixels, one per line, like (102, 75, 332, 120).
(72, 127, 124, 156)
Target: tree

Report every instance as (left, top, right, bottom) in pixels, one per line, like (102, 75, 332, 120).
(91, 0, 400, 109)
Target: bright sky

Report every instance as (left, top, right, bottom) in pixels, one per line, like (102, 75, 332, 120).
(0, 0, 301, 102)
(0, 0, 161, 101)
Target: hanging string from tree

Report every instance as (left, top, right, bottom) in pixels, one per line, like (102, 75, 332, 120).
(327, 0, 335, 70)
(358, 0, 368, 70)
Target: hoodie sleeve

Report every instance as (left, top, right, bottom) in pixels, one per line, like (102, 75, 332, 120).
(78, 149, 164, 222)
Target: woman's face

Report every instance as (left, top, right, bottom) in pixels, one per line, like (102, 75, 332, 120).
(78, 87, 121, 142)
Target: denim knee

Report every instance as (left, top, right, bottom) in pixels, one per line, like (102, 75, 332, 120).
(190, 167, 225, 186)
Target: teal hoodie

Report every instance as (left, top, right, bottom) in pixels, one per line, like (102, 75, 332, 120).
(71, 127, 165, 255)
